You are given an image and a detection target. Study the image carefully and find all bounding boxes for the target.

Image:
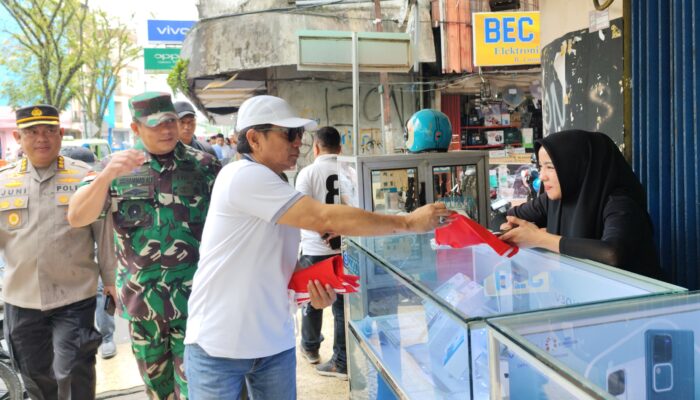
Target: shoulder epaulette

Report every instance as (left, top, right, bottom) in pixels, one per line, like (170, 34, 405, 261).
(61, 156, 91, 171)
(0, 161, 20, 175)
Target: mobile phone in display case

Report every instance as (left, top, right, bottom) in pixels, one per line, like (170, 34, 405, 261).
(644, 329, 695, 399)
(605, 356, 645, 399)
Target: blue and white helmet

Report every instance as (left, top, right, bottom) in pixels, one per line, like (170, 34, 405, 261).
(405, 109, 452, 153)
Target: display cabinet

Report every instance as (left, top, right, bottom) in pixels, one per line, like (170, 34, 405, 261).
(487, 291, 699, 399)
(343, 233, 685, 399)
(338, 152, 490, 226)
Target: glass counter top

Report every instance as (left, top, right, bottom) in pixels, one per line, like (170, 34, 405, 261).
(487, 291, 700, 399)
(344, 234, 685, 399)
(347, 233, 683, 322)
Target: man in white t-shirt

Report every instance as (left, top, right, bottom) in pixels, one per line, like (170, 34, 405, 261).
(183, 95, 453, 399)
(295, 126, 347, 379)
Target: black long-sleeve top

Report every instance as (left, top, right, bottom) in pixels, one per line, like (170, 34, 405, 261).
(508, 193, 664, 280)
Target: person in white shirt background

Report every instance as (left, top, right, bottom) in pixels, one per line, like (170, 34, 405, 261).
(183, 95, 453, 399)
(295, 126, 348, 379)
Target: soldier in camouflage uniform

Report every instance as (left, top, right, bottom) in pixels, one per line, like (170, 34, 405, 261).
(67, 92, 221, 399)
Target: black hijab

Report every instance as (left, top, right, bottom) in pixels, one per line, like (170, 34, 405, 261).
(535, 130, 648, 239)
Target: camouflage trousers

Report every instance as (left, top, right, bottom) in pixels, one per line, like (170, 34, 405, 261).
(129, 318, 188, 400)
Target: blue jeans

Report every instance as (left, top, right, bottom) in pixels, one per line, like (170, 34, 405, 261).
(299, 254, 347, 370)
(185, 344, 296, 400)
(95, 278, 115, 343)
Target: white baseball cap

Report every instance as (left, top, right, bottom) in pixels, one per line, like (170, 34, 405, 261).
(235, 95, 318, 132)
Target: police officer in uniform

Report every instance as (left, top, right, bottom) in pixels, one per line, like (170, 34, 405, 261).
(68, 93, 220, 399)
(1, 105, 116, 400)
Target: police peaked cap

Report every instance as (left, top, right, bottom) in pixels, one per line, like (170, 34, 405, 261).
(16, 105, 60, 129)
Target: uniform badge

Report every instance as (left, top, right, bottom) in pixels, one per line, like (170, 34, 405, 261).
(4, 181, 22, 188)
(0, 201, 9, 209)
(58, 195, 69, 204)
(8, 212, 20, 227)
(13, 198, 23, 207)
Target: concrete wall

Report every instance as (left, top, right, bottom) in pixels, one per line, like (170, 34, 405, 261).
(184, 0, 435, 78)
(270, 71, 418, 169)
(540, 0, 623, 47)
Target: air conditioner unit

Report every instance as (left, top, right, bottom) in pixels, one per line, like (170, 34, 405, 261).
(489, 0, 521, 11)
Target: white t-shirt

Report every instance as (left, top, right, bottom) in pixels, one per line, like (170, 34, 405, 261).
(185, 159, 303, 359)
(295, 154, 341, 256)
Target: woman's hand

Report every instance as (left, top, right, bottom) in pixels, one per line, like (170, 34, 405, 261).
(500, 216, 561, 253)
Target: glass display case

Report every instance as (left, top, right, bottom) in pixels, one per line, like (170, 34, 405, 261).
(488, 291, 700, 399)
(343, 233, 685, 399)
(338, 152, 490, 226)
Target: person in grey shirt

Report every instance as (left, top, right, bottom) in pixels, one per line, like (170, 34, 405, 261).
(174, 101, 217, 158)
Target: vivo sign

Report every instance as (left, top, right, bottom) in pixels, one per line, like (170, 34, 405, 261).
(147, 20, 195, 43)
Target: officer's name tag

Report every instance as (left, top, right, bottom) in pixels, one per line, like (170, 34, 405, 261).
(0, 187, 28, 197)
(114, 175, 154, 198)
(172, 172, 205, 197)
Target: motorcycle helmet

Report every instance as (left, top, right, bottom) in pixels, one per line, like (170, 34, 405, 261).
(405, 109, 452, 153)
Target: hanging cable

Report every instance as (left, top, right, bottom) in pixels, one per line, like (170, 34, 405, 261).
(593, 0, 615, 11)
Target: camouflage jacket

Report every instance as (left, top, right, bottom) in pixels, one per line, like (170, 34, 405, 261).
(108, 142, 220, 321)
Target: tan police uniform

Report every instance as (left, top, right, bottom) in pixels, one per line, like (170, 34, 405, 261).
(0, 156, 116, 309)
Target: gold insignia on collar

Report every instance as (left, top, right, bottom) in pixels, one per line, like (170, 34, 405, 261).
(31, 108, 42, 117)
(8, 212, 20, 227)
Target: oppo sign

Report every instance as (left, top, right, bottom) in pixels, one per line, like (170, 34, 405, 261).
(147, 20, 195, 43)
(144, 48, 181, 73)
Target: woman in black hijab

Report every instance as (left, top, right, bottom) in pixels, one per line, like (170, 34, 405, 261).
(500, 130, 665, 280)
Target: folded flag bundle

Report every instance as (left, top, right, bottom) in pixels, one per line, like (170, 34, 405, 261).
(288, 255, 360, 305)
(434, 215, 518, 257)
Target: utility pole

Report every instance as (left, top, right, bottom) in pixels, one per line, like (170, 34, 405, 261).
(374, 0, 394, 153)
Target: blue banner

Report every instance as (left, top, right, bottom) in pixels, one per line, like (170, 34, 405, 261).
(147, 20, 195, 43)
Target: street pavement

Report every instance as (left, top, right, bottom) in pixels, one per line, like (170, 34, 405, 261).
(95, 307, 349, 399)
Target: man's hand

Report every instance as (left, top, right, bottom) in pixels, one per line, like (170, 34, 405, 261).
(103, 284, 118, 304)
(102, 285, 117, 300)
(307, 280, 337, 309)
(405, 202, 455, 233)
(100, 150, 147, 181)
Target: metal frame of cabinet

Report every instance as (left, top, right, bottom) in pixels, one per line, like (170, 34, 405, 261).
(338, 151, 491, 227)
(342, 234, 686, 400)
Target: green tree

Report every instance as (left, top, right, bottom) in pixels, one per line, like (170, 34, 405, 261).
(167, 58, 190, 96)
(0, 0, 88, 110)
(72, 10, 140, 137)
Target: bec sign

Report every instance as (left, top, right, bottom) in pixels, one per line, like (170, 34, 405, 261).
(473, 12, 540, 67)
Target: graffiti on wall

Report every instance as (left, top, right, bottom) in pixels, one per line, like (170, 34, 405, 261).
(294, 84, 410, 170)
(542, 18, 623, 145)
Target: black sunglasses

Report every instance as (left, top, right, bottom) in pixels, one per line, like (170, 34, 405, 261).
(260, 127, 305, 142)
